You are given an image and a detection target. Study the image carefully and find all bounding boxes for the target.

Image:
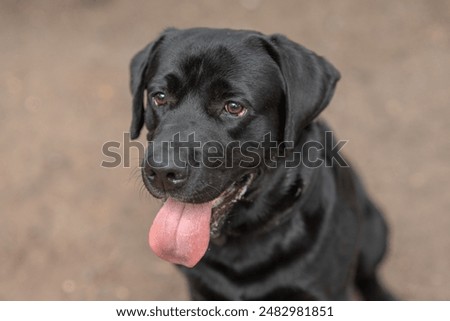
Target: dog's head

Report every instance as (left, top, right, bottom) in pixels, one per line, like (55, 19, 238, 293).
(129, 28, 340, 267)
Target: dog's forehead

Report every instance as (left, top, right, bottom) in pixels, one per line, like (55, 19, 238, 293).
(157, 29, 273, 76)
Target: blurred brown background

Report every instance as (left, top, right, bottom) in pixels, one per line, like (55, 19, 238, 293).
(0, 0, 449, 300)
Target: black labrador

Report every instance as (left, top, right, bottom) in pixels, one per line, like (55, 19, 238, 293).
(129, 27, 394, 300)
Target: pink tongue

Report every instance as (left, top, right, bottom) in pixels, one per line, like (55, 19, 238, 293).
(149, 198, 212, 268)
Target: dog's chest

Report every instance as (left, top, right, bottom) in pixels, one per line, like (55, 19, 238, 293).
(181, 227, 322, 300)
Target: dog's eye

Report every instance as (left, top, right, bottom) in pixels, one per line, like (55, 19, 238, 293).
(152, 92, 168, 106)
(224, 101, 246, 117)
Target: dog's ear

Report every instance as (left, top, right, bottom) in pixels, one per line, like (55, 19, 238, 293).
(129, 33, 169, 139)
(267, 34, 340, 144)
(129, 42, 153, 139)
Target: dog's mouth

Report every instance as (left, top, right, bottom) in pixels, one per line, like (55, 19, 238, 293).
(210, 173, 255, 238)
(148, 173, 255, 268)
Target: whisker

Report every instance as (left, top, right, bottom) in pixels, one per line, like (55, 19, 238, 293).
(199, 180, 222, 195)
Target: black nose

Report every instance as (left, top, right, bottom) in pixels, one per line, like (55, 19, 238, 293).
(145, 165, 188, 191)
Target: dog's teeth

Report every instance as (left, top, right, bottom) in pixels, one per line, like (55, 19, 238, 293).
(212, 197, 223, 208)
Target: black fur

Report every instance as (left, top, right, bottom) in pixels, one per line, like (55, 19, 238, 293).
(129, 28, 394, 300)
